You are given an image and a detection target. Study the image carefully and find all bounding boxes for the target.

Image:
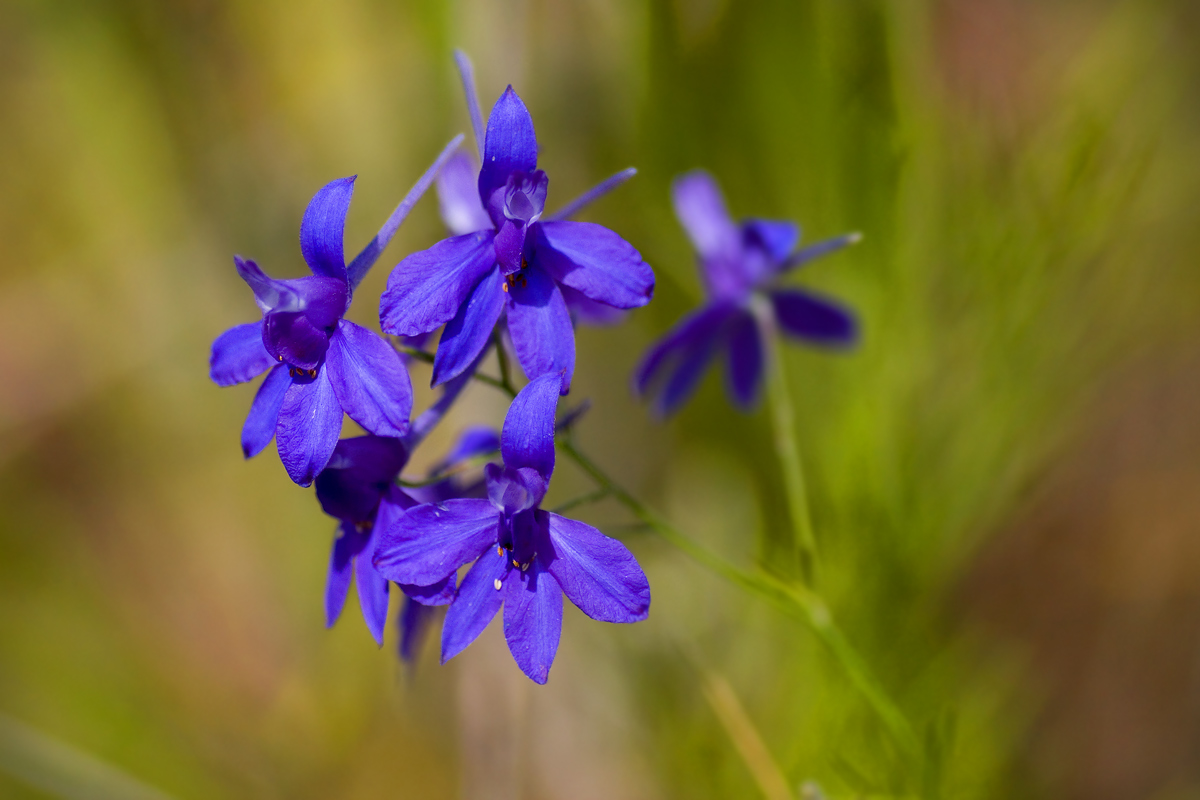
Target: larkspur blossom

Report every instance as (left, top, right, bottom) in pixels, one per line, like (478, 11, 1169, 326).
(209, 138, 461, 486)
(317, 425, 499, 654)
(373, 372, 651, 684)
(635, 170, 860, 416)
(380, 84, 655, 393)
(436, 148, 631, 327)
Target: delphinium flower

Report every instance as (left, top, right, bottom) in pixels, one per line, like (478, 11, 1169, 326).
(635, 170, 860, 416)
(380, 69, 654, 393)
(209, 138, 461, 486)
(373, 372, 651, 684)
(316, 425, 499, 653)
(435, 149, 630, 327)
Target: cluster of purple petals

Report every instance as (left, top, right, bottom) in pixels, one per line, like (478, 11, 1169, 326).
(380, 87, 655, 394)
(373, 373, 650, 684)
(316, 426, 499, 656)
(209, 177, 413, 487)
(635, 171, 860, 416)
(208, 62, 657, 679)
(208, 52, 859, 683)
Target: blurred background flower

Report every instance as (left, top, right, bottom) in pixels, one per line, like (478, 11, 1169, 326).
(3, 0, 1200, 798)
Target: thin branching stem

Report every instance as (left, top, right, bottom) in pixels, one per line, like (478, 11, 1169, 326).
(492, 332, 520, 396)
(397, 453, 493, 488)
(391, 344, 511, 393)
(765, 326, 820, 586)
(550, 487, 611, 514)
(558, 435, 920, 763)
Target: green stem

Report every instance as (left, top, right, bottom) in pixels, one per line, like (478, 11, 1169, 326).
(765, 327, 820, 586)
(396, 454, 494, 488)
(492, 333, 519, 397)
(550, 487, 611, 514)
(392, 343, 512, 394)
(558, 436, 920, 762)
(392, 343, 435, 363)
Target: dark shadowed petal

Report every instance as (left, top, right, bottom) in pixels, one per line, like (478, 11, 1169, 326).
(478, 87, 538, 216)
(276, 366, 343, 486)
(671, 171, 740, 263)
(211, 322, 275, 387)
(262, 311, 329, 371)
(325, 523, 360, 628)
(241, 363, 290, 458)
(374, 498, 498, 586)
(441, 546, 508, 663)
(502, 564, 563, 684)
(633, 302, 736, 398)
(742, 219, 800, 265)
(431, 266, 505, 386)
(500, 372, 562, 479)
(300, 176, 354, 281)
(770, 289, 857, 345)
(545, 512, 650, 623)
(325, 320, 412, 438)
(400, 573, 457, 607)
(380, 230, 497, 337)
(258, 275, 347, 372)
(561, 285, 627, 326)
(506, 266, 575, 391)
(315, 436, 409, 523)
(532, 221, 654, 309)
(725, 310, 763, 409)
(437, 150, 493, 235)
(399, 597, 434, 663)
(355, 543, 390, 646)
(321, 435, 409, 478)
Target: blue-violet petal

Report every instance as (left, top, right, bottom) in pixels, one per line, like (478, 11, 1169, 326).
(533, 221, 654, 309)
(380, 230, 497, 337)
(325, 320, 412, 439)
(211, 322, 275, 387)
(300, 175, 354, 282)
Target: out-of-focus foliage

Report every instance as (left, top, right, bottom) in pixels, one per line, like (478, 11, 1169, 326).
(3, 0, 1200, 798)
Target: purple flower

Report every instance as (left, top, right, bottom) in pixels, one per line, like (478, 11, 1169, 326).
(210, 177, 416, 487)
(373, 373, 651, 684)
(380, 85, 655, 394)
(436, 149, 632, 328)
(209, 137, 464, 486)
(635, 170, 860, 416)
(317, 427, 500, 653)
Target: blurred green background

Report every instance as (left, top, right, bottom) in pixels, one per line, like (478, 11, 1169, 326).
(4, 0, 1200, 797)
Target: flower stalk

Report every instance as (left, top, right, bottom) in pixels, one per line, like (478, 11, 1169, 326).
(558, 434, 920, 764)
(764, 320, 820, 587)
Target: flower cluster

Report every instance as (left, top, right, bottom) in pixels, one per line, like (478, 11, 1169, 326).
(209, 53, 857, 684)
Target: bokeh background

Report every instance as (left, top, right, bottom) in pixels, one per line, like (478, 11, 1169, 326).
(3, 0, 1200, 797)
